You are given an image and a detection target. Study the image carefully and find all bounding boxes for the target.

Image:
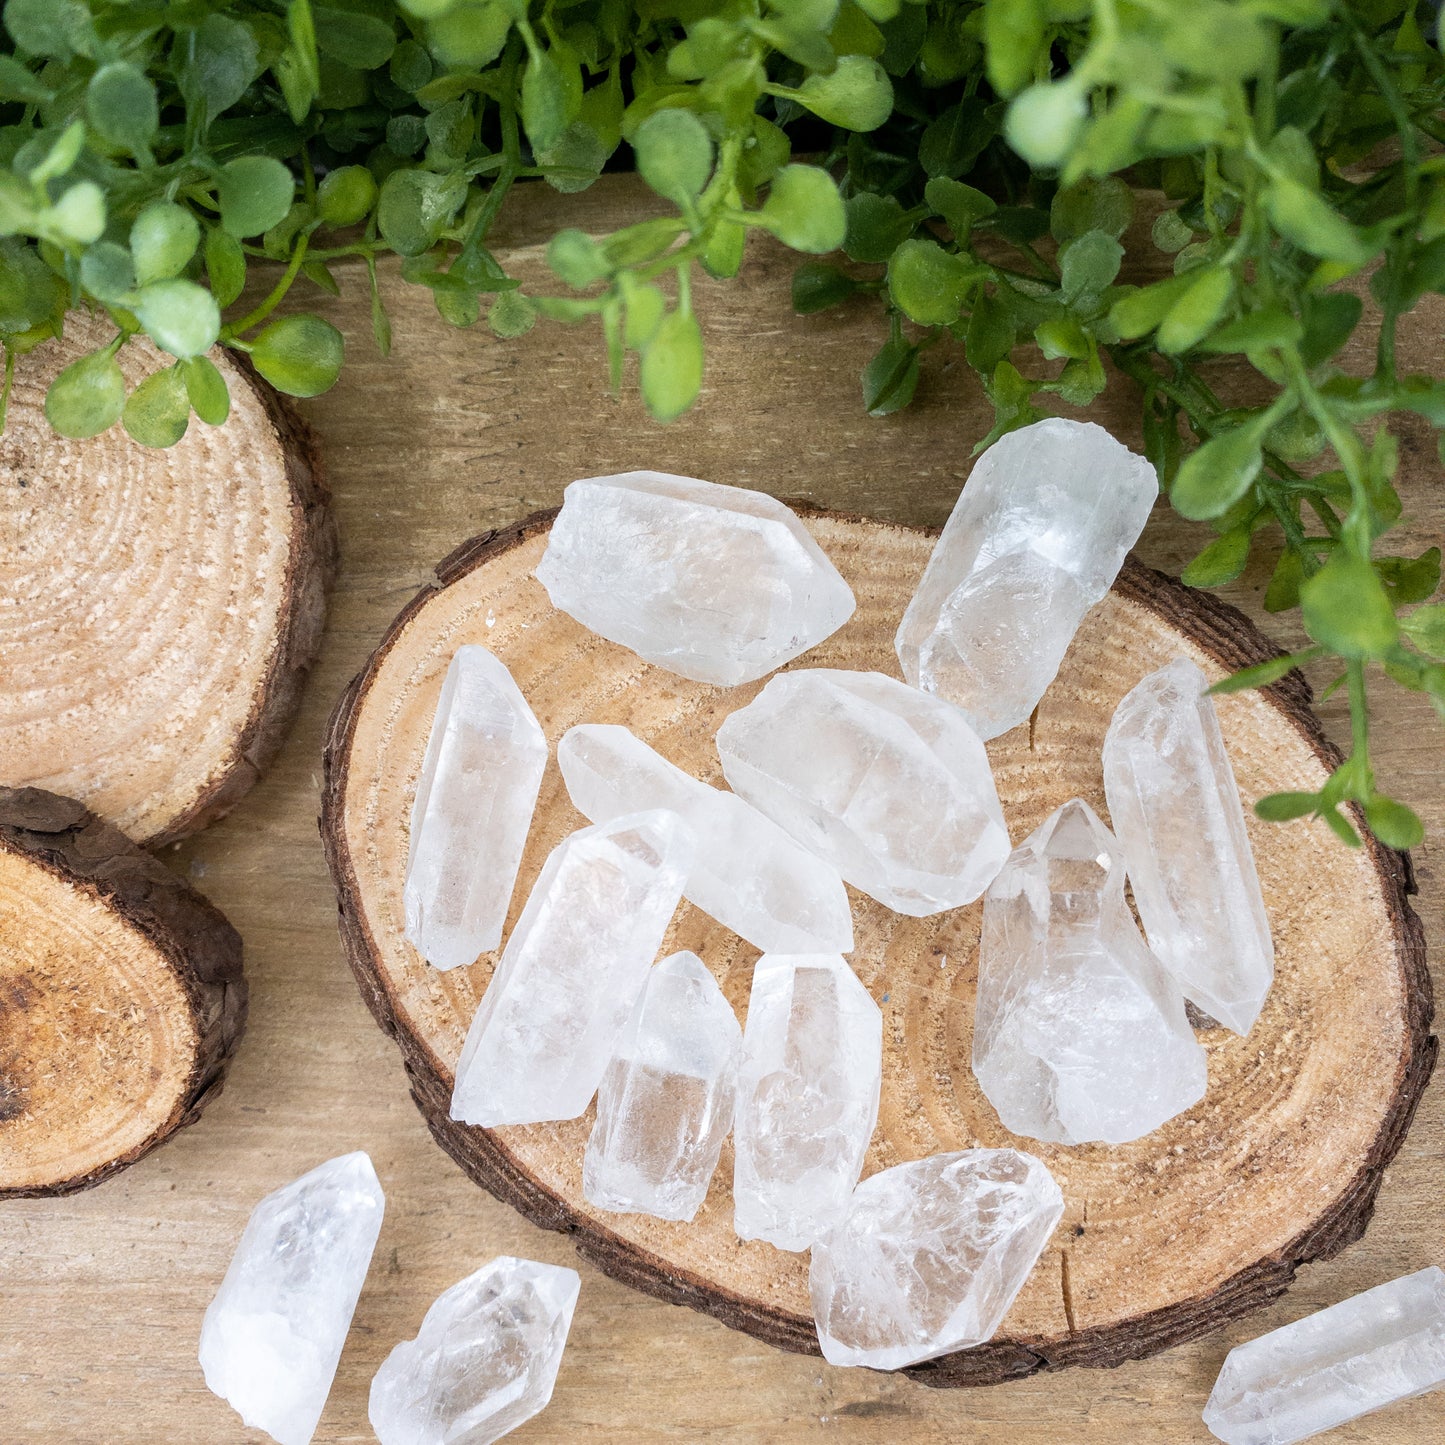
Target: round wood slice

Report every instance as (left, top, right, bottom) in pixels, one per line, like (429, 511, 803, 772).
(320, 510, 1433, 1386)
(0, 309, 337, 847)
(0, 785, 246, 1197)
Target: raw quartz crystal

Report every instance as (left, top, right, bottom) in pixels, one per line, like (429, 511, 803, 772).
(534, 470, 855, 686)
(810, 1149, 1064, 1370)
(716, 668, 1009, 915)
(1103, 657, 1275, 1035)
(199, 1152, 385, 1445)
(895, 419, 1159, 739)
(973, 799, 1208, 1145)
(583, 951, 741, 1222)
(369, 1256, 580, 1445)
(734, 954, 883, 1251)
(558, 723, 853, 954)
(404, 646, 547, 969)
(449, 809, 692, 1128)
(1203, 1266, 1445, 1445)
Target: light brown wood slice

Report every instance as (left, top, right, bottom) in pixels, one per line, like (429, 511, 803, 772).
(0, 309, 337, 846)
(320, 510, 1433, 1386)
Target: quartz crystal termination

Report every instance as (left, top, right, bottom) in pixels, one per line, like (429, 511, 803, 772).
(534, 471, 855, 686)
(895, 419, 1159, 739)
(716, 668, 1009, 915)
(199, 1152, 386, 1445)
(1202, 1266, 1445, 1445)
(369, 1256, 580, 1445)
(973, 799, 1208, 1145)
(810, 1149, 1064, 1370)
(583, 951, 741, 1222)
(734, 954, 883, 1251)
(1103, 657, 1274, 1035)
(450, 810, 692, 1128)
(558, 723, 853, 954)
(404, 646, 547, 970)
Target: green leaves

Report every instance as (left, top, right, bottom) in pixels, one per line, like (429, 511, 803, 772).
(1263, 176, 1370, 265)
(861, 335, 919, 416)
(887, 240, 979, 326)
(131, 204, 200, 286)
(1156, 267, 1233, 354)
(86, 64, 158, 160)
(317, 166, 378, 228)
(759, 166, 846, 253)
(45, 349, 124, 439)
(133, 280, 221, 359)
(634, 111, 714, 205)
(1171, 410, 1278, 521)
(247, 315, 345, 397)
(792, 56, 893, 131)
(219, 158, 297, 239)
(124, 366, 190, 448)
(639, 308, 703, 422)
(1301, 552, 1399, 658)
(377, 169, 466, 255)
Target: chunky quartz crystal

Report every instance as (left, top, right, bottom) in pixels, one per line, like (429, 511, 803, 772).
(895, 419, 1158, 738)
(534, 471, 855, 685)
(973, 799, 1208, 1145)
(449, 810, 692, 1128)
(199, 1152, 386, 1445)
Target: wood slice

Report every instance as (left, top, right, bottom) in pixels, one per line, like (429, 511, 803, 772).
(320, 510, 1433, 1386)
(0, 309, 337, 847)
(0, 785, 246, 1197)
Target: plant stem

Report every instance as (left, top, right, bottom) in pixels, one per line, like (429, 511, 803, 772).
(225, 231, 312, 337)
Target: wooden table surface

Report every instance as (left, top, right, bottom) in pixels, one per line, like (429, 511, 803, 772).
(2, 178, 1442, 1443)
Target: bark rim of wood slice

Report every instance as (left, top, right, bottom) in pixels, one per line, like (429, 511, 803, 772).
(320, 507, 1434, 1388)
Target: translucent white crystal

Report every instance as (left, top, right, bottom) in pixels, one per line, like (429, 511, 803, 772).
(449, 810, 692, 1128)
(404, 646, 547, 970)
(973, 799, 1208, 1145)
(558, 724, 854, 954)
(1203, 1266, 1445, 1445)
(715, 668, 1010, 915)
(733, 954, 882, 1251)
(896, 419, 1158, 738)
(810, 1149, 1064, 1370)
(369, 1256, 580, 1445)
(583, 951, 741, 1221)
(1103, 658, 1275, 1035)
(534, 471, 855, 686)
(199, 1152, 385, 1445)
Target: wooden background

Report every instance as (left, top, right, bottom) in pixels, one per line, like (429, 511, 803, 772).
(1, 178, 1441, 1442)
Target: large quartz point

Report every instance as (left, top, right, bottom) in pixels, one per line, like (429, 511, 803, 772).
(199, 1152, 386, 1445)
(558, 724, 853, 954)
(404, 646, 547, 970)
(733, 954, 883, 1251)
(810, 1149, 1064, 1369)
(715, 668, 1009, 915)
(449, 810, 692, 1128)
(973, 799, 1208, 1145)
(895, 419, 1158, 738)
(369, 1255, 580, 1445)
(583, 950, 742, 1222)
(1103, 657, 1274, 1035)
(534, 471, 855, 686)
(1203, 1266, 1445, 1445)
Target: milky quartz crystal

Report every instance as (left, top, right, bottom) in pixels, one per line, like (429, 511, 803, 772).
(1203, 1267, 1445, 1445)
(449, 810, 692, 1128)
(404, 646, 547, 970)
(558, 724, 853, 954)
(716, 668, 1009, 915)
(369, 1256, 580, 1445)
(199, 1152, 385, 1445)
(973, 799, 1208, 1145)
(534, 471, 855, 685)
(810, 1149, 1064, 1369)
(583, 951, 741, 1221)
(895, 419, 1158, 739)
(1103, 657, 1274, 1035)
(733, 954, 883, 1250)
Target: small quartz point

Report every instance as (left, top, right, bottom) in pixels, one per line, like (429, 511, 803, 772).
(583, 950, 742, 1222)
(404, 646, 547, 970)
(449, 810, 692, 1128)
(734, 954, 883, 1251)
(199, 1152, 385, 1445)
(715, 668, 1010, 915)
(810, 1149, 1064, 1370)
(1104, 657, 1275, 1035)
(895, 419, 1159, 739)
(369, 1256, 580, 1445)
(558, 723, 854, 954)
(1203, 1266, 1445, 1445)
(534, 471, 855, 686)
(973, 799, 1208, 1145)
